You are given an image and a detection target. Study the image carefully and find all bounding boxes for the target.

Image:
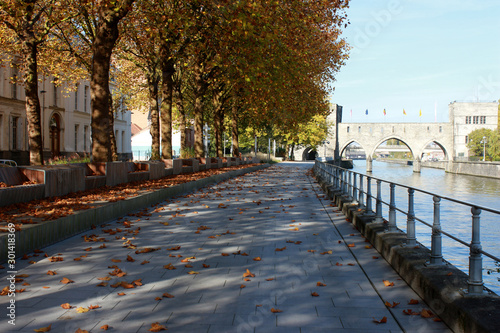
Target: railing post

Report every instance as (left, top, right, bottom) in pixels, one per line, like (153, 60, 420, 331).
(468, 207, 483, 294)
(406, 188, 416, 246)
(352, 173, 358, 203)
(375, 179, 383, 222)
(342, 170, 348, 194)
(430, 196, 443, 265)
(388, 183, 397, 231)
(358, 175, 364, 208)
(366, 176, 372, 213)
(348, 171, 352, 199)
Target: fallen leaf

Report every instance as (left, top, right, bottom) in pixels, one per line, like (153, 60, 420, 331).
(240, 284, 246, 289)
(100, 324, 109, 330)
(117, 292, 126, 296)
(317, 282, 326, 287)
(149, 322, 167, 332)
(60, 277, 74, 284)
(270, 308, 282, 313)
(243, 269, 255, 278)
(202, 264, 210, 268)
(403, 309, 420, 315)
(34, 325, 52, 332)
(335, 262, 343, 266)
(221, 253, 230, 256)
(162, 293, 175, 298)
(75, 329, 89, 333)
(347, 243, 355, 247)
(421, 309, 435, 318)
(126, 255, 135, 262)
(184, 264, 193, 268)
(266, 278, 274, 281)
(311, 292, 319, 297)
(408, 299, 419, 305)
(373, 316, 387, 324)
(372, 256, 379, 259)
(365, 245, 372, 249)
(141, 260, 150, 265)
(61, 303, 72, 309)
(383, 280, 394, 287)
(275, 246, 286, 251)
(98, 276, 111, 281)
(88, 305, 100, 310)
(253, 257, 261, 261)
(76, 307, 89, 313)
(384, 301, 400, 308)
(47, 270, 57, 275)
(111, 259, 122, 263)
(96, 282, 108, 287)
(320, 250, 332, 255)
(163, 263, 176, 270)
(187, 271, 199, 275)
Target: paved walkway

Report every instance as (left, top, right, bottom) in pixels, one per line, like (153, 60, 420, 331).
(1, 162, 452, 332)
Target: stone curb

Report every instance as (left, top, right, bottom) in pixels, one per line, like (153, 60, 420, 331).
(314, 171, 500, 333)
(0, 164, 271, 263)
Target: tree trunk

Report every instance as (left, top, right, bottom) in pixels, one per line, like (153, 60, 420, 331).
(159, 39, 175, 160)
(193, 59, 206, 159)
(90, 22, 120, 162)
(148, 74, 160, 160)
(284, 143, 289, 161)
(108, 93, 118, 161)
(174, 82, 187, 151)
(231, 99, 239, 157)
(22, 38, 44, 165)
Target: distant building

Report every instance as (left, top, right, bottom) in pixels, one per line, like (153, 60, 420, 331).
(449, 101, 499, 159)
(0, 59, 132, 165)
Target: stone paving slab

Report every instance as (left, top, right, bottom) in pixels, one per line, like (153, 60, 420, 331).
(0, 162, 452, 332)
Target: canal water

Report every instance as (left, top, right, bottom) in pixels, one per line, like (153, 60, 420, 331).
(350, 160, 500, 294)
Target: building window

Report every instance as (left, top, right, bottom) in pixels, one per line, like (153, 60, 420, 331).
(74, 125, 79, 152)
(347, 126, 349, 133)
(53, 82, 58, 106)
(473, 116, 479, 124)
(439, 126, 442, 133)
(465, 116, 471, 124)
(84, 125, 88, 152)
(465, 135, 469, 144)
(358, 126, 361, 133)
(11, 65, 18, 99)
(84, 86, 89, 112)
(480, 116, 486, 124)
(11, 116, 19, 150)
(74, 85, 79, 110)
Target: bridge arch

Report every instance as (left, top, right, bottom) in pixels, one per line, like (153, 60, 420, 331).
(419, 139, 450, 160)
(370, 135, 414, 159)
(340, 140, 367, 158)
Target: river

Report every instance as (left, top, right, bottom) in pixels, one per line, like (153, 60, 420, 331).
(349, 160, 500, 294)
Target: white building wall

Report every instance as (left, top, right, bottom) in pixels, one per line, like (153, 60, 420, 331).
(449, 102, 499, 159)
(0, 57, 132, 164)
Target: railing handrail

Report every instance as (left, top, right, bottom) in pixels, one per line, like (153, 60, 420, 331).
(314, 160, 500, 294)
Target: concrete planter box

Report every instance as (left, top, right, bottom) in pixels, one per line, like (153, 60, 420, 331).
(20, 165, 86, 198)
(0, 183, 45, 207)
(163, 159, 182, 175)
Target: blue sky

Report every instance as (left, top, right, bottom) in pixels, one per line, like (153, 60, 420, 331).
(331, 0, 500, 123)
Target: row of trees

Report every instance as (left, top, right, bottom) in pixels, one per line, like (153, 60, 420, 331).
(0, 0, 350, 165)
(467, 128, 500, 161)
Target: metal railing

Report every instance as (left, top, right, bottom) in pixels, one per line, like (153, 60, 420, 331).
(314, 160, 500, 294)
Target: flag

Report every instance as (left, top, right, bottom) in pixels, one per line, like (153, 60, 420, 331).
(419, 109, 422, 117)
(365, 109, 368, 115)
(383, 109, 386, 116)
(403, 109, 407, 115)
(350, 109, 352, 117)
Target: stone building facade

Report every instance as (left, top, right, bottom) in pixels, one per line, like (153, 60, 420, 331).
(0, 61, 132, 165)
(449, 101, 499, 159)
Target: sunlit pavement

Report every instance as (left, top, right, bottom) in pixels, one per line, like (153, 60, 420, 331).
(0, 162, 452, 332)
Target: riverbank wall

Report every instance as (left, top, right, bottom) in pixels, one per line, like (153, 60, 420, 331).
(378, 158, 500, 179)
(314, 169, 500, 333)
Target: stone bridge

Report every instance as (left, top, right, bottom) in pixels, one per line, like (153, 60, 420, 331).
(295, 117, 453, 173)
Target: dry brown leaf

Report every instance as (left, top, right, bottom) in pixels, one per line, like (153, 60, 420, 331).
(373, 316, 387, 324)
(317, 282, 326, 287)
(240, 284, 246, 289)
(253, 257, 261, 261)
(421, 309, 435, 318)
(117, 292, 126, 296)
(408, 299, 419, 305)
(149, 322, 167, 332)
(243, 269, 255, 278)
(47, 270, 57, 275)
(60, 277, 74, 284)
(76, 307, 89, 313)
(384, 301, 400, 308)
(403, 309, 420, 315)
(383, 280, 394, 287)
(311, 292, 319, 297)
(61, 303, 72, 309)
(126, 255, 135, 262)
(187, 271, 199, 275)
(162, 293, 175, 298)
(34, 325, 52, 332)
(270, 308, 282, 313)
(100, 324, 109, 330)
